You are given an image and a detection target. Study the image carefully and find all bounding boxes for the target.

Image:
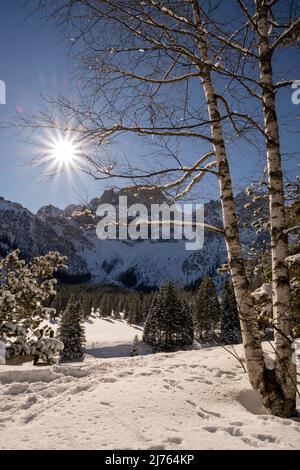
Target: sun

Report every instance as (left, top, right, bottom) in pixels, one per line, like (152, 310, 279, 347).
(50, 137, 78, 166)
(37, 131, 84, 177)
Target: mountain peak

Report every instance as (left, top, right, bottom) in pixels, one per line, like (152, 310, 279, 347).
(36, 205, 63, 221)
(0, 188, 257, 288)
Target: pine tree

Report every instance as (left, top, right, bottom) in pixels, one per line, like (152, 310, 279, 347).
(50, 287, 67, 317)
(126, 295, 135, 325)
(112, 309, 120, 320)
(143, 282, 194, 352)
(180, 301, 194, 348)
(131, 335, 140, 356)
(163, 282, 186, 351)
(220, 281, 242, 345)
(142, 293, 154, 323)
(134, 297, 144, 324)
(81, 292, 93, 318)
(100, 295, 112, 317)
(58, 298, 86, 361)
(0, 249, 67, 362)
(126, 294, 143, 325)
(93, 290, 103, 315)
(193, 276, 221, 343)
(143, 292, 162, 350)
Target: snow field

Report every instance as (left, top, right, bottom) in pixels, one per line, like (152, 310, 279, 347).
(0, 339, 299, 450)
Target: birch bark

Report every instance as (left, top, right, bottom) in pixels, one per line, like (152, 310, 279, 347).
(256, 0, 296, 416)
(192, 0, 296, 417)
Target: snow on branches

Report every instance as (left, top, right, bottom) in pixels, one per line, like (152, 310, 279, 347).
(0, 249, 67, 362)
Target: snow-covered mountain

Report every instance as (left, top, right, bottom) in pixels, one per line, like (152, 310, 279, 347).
(0, 189, 259, 288)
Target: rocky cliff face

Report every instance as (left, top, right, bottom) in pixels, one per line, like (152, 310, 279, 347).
(0, 189, 258, 288)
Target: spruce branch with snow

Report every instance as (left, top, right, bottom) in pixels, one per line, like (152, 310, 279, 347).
(0, 249, 67, 362)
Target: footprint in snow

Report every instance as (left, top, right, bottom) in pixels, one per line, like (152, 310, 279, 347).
(196, 406, 222, 419)
(250, 433, 278, 443)
(258, 415, 294, 426)
(221, 426, 243, 437)
(186, 399, 197, 407)
(165, 436, 183, 445)
(163, 379, 177, 386)
(147, 445, 166, 450)
(214, 370, 236, 378)
(191, 377, 214, 385)
(202, 425, 242, 437)
(202, 425, 218, 433)
(5, 383, 28, 395)
(203, 425, 278, 447)
(70, 383, 92, 394)
(102, 377, 117, 383)
(21, 395, 38, 410)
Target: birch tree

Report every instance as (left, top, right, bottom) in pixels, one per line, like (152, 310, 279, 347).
(254, 0, 298, 425)
(23, 0, 299, 416)
(198, 0, 300, 417)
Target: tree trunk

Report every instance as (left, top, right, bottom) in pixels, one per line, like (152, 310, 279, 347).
(191, 0, 296, 417)
(256, 1, 297, 417)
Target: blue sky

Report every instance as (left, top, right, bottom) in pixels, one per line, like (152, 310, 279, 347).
(0, 1, 298, 213)
(0, 0, 106, 212)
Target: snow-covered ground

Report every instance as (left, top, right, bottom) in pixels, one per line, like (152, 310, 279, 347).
(84, 317, 148, 359)
(0, 320, 299, 450)
(66, 316, 146, 359)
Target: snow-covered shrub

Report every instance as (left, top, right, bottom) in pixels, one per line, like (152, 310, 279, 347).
(0, 249, 67, 362)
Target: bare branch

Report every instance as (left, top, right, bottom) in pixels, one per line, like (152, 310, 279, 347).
(272, 17, 300, 50)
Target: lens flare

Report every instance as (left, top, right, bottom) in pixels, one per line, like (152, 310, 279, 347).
(50, 136, 78, 166)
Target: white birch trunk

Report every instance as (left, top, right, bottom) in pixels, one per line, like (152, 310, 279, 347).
(191, 0, 296, 417)
(256, 1, 296, 416)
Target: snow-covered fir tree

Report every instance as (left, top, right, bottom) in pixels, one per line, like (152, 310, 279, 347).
(143, 292, 162, 349)
(0, 249, 66, 362)
(57, 297, 86, 361)
(180, 300, 195, 348)
(142, 293, 154, 322)
(130, 334, 140, 356)
(163, 282, 190, 351)
(100, 295, 112, 317)
(220, 281, 242, 345)
(126, 295, 136, 325)
(81, 293, 93, 318)
(126, 295, 143, 325)
(143, 282, 194, 352)
(193, 276, 221, 343)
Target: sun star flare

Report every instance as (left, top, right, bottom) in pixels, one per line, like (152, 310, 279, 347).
(50, 137, 79, 166)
